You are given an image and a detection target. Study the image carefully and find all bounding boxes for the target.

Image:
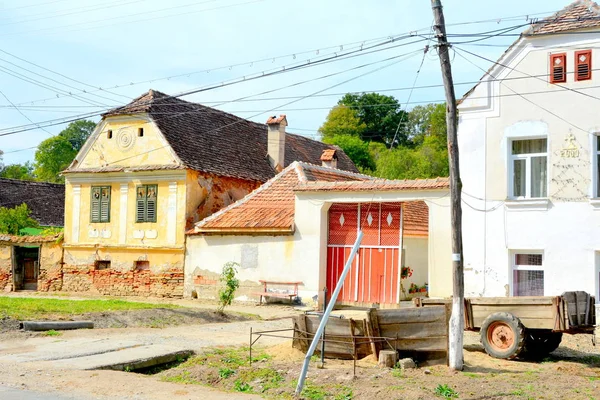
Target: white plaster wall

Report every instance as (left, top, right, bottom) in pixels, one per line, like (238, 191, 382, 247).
(403, 237, 428, 289)
(458, 33, 600, 300)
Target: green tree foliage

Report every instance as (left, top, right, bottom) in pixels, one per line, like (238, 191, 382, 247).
(319, 94, 448, 180)
(338, 93, 409, 146)
(34, 136, 77, 183)
(319, 105, 366, 141)
(324, 135, 375, 173)
(33, 120, 95, 183)
(59, 120, 95, 151)
(0, 204, 39, 235)
(0, 162, 35, 180)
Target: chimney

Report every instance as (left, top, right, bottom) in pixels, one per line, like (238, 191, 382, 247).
(320, 148, 337, 169)
(266, 114, 287, 171)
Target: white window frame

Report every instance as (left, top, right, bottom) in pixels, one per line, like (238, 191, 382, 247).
(508, 138, 548, 200)
(510, 251, 544, 297)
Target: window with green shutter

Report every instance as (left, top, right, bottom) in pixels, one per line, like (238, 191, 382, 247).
(136, 184, 158, 223)
(90, 186, 111, 223)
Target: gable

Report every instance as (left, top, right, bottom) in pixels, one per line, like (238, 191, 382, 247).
(70, 115, 182, 172)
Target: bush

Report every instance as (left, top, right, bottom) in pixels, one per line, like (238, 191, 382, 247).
(217, 262, 240, 313)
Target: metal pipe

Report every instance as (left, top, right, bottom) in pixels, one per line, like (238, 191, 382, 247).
(295, 231, 364, 396)
(321, 286, 328, 365)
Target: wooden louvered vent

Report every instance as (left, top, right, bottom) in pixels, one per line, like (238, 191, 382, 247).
(575, 50, 592, 81)
(550, 53, 566, 84)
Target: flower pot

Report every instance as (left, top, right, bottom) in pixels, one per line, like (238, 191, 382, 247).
(420, 288, 427, 293)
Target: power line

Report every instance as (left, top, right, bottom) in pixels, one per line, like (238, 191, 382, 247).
(1, 0, 262, 38)
(0, 88, 53, 136)
(0, 37, 430, 134)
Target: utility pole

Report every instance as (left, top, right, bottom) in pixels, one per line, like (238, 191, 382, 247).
(430, 0, 464, 371)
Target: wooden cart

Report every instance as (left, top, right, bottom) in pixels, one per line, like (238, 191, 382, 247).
(414, 291, 596, 359)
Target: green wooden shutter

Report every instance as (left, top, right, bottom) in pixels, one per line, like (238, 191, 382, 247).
(90, 187, 101, 223)
(146, 185, 157, 222)
(136, 186, 146, 222)
(100, 187, 111, 223)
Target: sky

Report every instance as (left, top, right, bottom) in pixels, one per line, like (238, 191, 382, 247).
(0, 0, 575, 165)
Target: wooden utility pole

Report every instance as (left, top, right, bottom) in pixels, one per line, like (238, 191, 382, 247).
(430, 0, 464, 371)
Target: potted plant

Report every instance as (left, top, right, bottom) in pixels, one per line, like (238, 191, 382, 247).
(400, 266, 413, 299)
(408, 283, 418, 294)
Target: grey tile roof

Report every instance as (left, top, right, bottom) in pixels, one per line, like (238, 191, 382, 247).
(100, 90, 358, 182)
(0, 178, 65, 227)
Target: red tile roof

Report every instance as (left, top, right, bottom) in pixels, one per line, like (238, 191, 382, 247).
(189, 162, 441, 236)
(525, 0, 600, 36)
(320, 149, 337, 161)
(294, 177, 450, 192)
(189, 162, 370, 235)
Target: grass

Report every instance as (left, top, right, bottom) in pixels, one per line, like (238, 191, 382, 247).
(43, 329, 62, 337)
(0, 297, 180, 320)
(434, 384, 458, 398)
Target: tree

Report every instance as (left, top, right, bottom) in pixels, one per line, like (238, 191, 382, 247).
(338, 93, 409, 146)
(319, 105, 366, 141)
(408, 103, 447, 146)
(0, 162, 35, 180)
(33, 119, 95, 183)
(324, 134, 375, 173)
(0, 204, 39, 235)
(34, 136, 77, 183)
(59, 120, 95, 151)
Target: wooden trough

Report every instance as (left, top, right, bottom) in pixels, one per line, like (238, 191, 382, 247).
(292, 306, 449, 364)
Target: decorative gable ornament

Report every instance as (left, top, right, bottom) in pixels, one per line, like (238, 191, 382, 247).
(339, 213, 345, 227)
(386, 212, 393, 226)
(366, 213, 373, 226)
(560, 134, 579, 158)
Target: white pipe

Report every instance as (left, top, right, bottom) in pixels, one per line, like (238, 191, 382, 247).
(295, 231, 364, 396)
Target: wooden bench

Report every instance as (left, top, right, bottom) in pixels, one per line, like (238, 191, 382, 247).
(253, 280, 302, 304)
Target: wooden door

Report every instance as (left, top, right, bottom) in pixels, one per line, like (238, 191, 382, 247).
(326, 203, 403, 305)
(23, 260, 36, 283)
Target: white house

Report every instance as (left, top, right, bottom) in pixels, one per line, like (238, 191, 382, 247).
(458, 0, 600, 301)
(184, 158, 452, 306)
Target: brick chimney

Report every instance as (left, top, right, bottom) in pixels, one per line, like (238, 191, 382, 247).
(266, 115, 287, 171)
(320, 148, 337, 169)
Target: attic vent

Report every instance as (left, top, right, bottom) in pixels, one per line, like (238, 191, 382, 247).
(107, 130, 113, 139)
(575, 50, 592, 81)
(550, 53, 566, 84)
(138, 127, 144, 137)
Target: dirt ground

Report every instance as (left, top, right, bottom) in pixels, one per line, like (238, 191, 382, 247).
(156, 332, 600, 400)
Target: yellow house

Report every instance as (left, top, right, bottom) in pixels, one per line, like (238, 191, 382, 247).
(61, 90, 358, 297)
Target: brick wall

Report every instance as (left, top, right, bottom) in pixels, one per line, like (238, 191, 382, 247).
(61, 265, 184, 297)
(38, 243, 63, 292)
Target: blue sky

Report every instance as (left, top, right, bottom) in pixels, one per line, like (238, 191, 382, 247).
(0, 0, 573, 165)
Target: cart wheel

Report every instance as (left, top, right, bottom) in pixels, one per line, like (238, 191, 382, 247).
(480, 312, 526, 359)
(524, 330, 563, 358)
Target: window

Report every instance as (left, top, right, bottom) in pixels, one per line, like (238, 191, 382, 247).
(138, 127, 144, 137)
(575, 50, 592, 81)
(550, 53, 566, 83)
(95, 260, 111, 270)
(134, 260, 149, 271)
(595, 136, 600, 197)
(136, 184, 157, 223)
(510, 138, 547, 199)
(90, 186, 111, 223)
(512, 253, 544, 296)
(107, 130, 113, 139)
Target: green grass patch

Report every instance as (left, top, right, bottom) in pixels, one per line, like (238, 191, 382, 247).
(0, 297, 180, 320)
(434, 384, 458, 398)
(462, 372, 481, 379)
(161, 371, 201, 385)
(43, 329, 62, 337)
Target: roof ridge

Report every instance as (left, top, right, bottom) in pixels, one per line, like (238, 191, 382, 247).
(192, 162, 300, 231)
(296, 161, 373, 180)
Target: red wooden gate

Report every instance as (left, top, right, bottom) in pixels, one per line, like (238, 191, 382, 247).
(326, 203, 403, 305)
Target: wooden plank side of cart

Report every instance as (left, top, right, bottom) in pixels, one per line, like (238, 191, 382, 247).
(414, 296, 564, 331)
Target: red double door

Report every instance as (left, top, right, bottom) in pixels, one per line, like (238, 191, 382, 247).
(326, 203, 403, 305)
